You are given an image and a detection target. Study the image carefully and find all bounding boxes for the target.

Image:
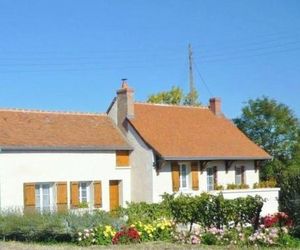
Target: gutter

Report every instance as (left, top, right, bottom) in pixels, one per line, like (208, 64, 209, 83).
(0, 145, 133, 153)
(162, 156, 272, 161)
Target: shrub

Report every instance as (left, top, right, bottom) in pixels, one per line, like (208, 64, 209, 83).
(253, 178, 277, 189)
(279, 172, 300, 237)
(134, 219, 173, 241)
(214, 184, 224, 190)
(227, 183, 249, 190)
(116, 202, 171, 224)
(0, 211, 69, 242)
(162, 193, 263, 230)
(112, 226, 140, 244)
(201, 232, 218, 245)
(0, 209, 120, 242)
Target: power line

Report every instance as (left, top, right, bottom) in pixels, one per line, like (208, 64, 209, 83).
(193, 59, 214, 97)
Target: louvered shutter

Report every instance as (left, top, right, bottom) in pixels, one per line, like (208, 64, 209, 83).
(70, 182, 79, 208)
(23, 183, 35, 213)
(56, 182, 68, 212)
(94, 181, 102, 208)
(116, 150, 130, 166)
(191, 161, 199, 190)
(171, 162, 180, 192)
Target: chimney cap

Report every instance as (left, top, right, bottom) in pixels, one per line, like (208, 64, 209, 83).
(117, 78, 134, 94)
(121, 78, 128, 89)
(209, 97, 221, 102)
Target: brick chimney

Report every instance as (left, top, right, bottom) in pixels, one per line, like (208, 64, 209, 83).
(209, 97, 222, 116)
(116, 79, 134, 133)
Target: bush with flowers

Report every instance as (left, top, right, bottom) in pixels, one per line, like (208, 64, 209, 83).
(112, 226, 140, 244)
(262, 211, 292, 228)
(76, 219, 173, 246)
(171, 211, 300, 247)
(134, 219, 173, 241)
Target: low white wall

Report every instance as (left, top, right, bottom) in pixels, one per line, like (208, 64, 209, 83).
(0, 151, 131, 211)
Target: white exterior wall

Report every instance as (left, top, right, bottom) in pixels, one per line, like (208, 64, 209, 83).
(107, 97, 155, 203)
(152, 160, 278, 215)
(0, 151, 131, 211)
(127, 125, 154, 202)
(152, 162, 173, 203)
(153, 160, 259, 202)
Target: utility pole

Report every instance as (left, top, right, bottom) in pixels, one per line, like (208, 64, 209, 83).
(188, 44, 195, 98)
(186, 44, 198, 106)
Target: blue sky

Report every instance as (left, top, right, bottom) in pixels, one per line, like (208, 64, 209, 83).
(0, 0, 299, 118)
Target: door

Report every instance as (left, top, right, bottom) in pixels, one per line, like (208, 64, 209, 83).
(109, 180, 120, 211)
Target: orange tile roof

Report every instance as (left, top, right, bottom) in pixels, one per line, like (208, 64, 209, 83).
(128, 103, 271, 160)
(0, 109, 130, 150)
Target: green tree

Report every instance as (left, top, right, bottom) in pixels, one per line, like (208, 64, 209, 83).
(183, 87, 200, 106)
(147, 86, 200, 106)
(147, 86, 184, 105)
(234, 97, 300, 180)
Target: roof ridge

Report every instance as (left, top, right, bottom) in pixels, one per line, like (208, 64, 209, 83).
(134, 101, 209, 109)
(0, 108, 106, 116)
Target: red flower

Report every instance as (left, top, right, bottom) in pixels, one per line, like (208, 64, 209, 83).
(262, 212, 291, 228)
(112, 226, 140, 244)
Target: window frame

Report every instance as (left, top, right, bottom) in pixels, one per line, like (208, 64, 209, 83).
(79, 182, 91, 204)
(235, 166, 242, 185)
(207, 167, 215, 191)
(35, 183, 54, 212)
(179, 162, 189, 190)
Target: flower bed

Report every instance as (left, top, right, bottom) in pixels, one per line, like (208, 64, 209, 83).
(76, 218, 173, 246)
(173, 212, 298, 247)
(0, 193, 299, 247)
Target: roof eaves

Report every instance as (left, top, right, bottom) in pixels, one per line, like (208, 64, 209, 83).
(162, 156, 272, 161)
(0, 145, 133, 152)
(126, 118, 163, 157)
(106, 97, 117, 114)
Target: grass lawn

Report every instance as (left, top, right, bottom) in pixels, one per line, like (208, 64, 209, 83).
(0, 241, 299, 250)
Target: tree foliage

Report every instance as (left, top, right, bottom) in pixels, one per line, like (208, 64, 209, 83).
(183, 87, 200, 106)
(147, 86, 200, 106)
(147, 86, 184, 105)
(161, 193, 263, 231)
(234, 97, 300, 180)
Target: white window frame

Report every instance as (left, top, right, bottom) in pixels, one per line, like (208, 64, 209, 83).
(235, 166, 242, 185)
(35, 183, 54, 212)
(179, 163, 189, 190)
(79, 182, 91, 204)
(207, 167, 214, 191)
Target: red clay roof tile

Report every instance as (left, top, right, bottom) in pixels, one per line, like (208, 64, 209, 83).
(128, 103, 270, 159)
(0, 109, 130, 150)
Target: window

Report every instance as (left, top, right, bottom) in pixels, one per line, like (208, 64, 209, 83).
(235, 166, 245, 185)
(35, 183, 53, 212)
(79, 182, 90, 204)
(179, 163, 188, 189)
(207, 167, 214, 191)
(235, 166, 242, 184)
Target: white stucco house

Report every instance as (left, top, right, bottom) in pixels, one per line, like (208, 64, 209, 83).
(0, 82, 279, 214)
